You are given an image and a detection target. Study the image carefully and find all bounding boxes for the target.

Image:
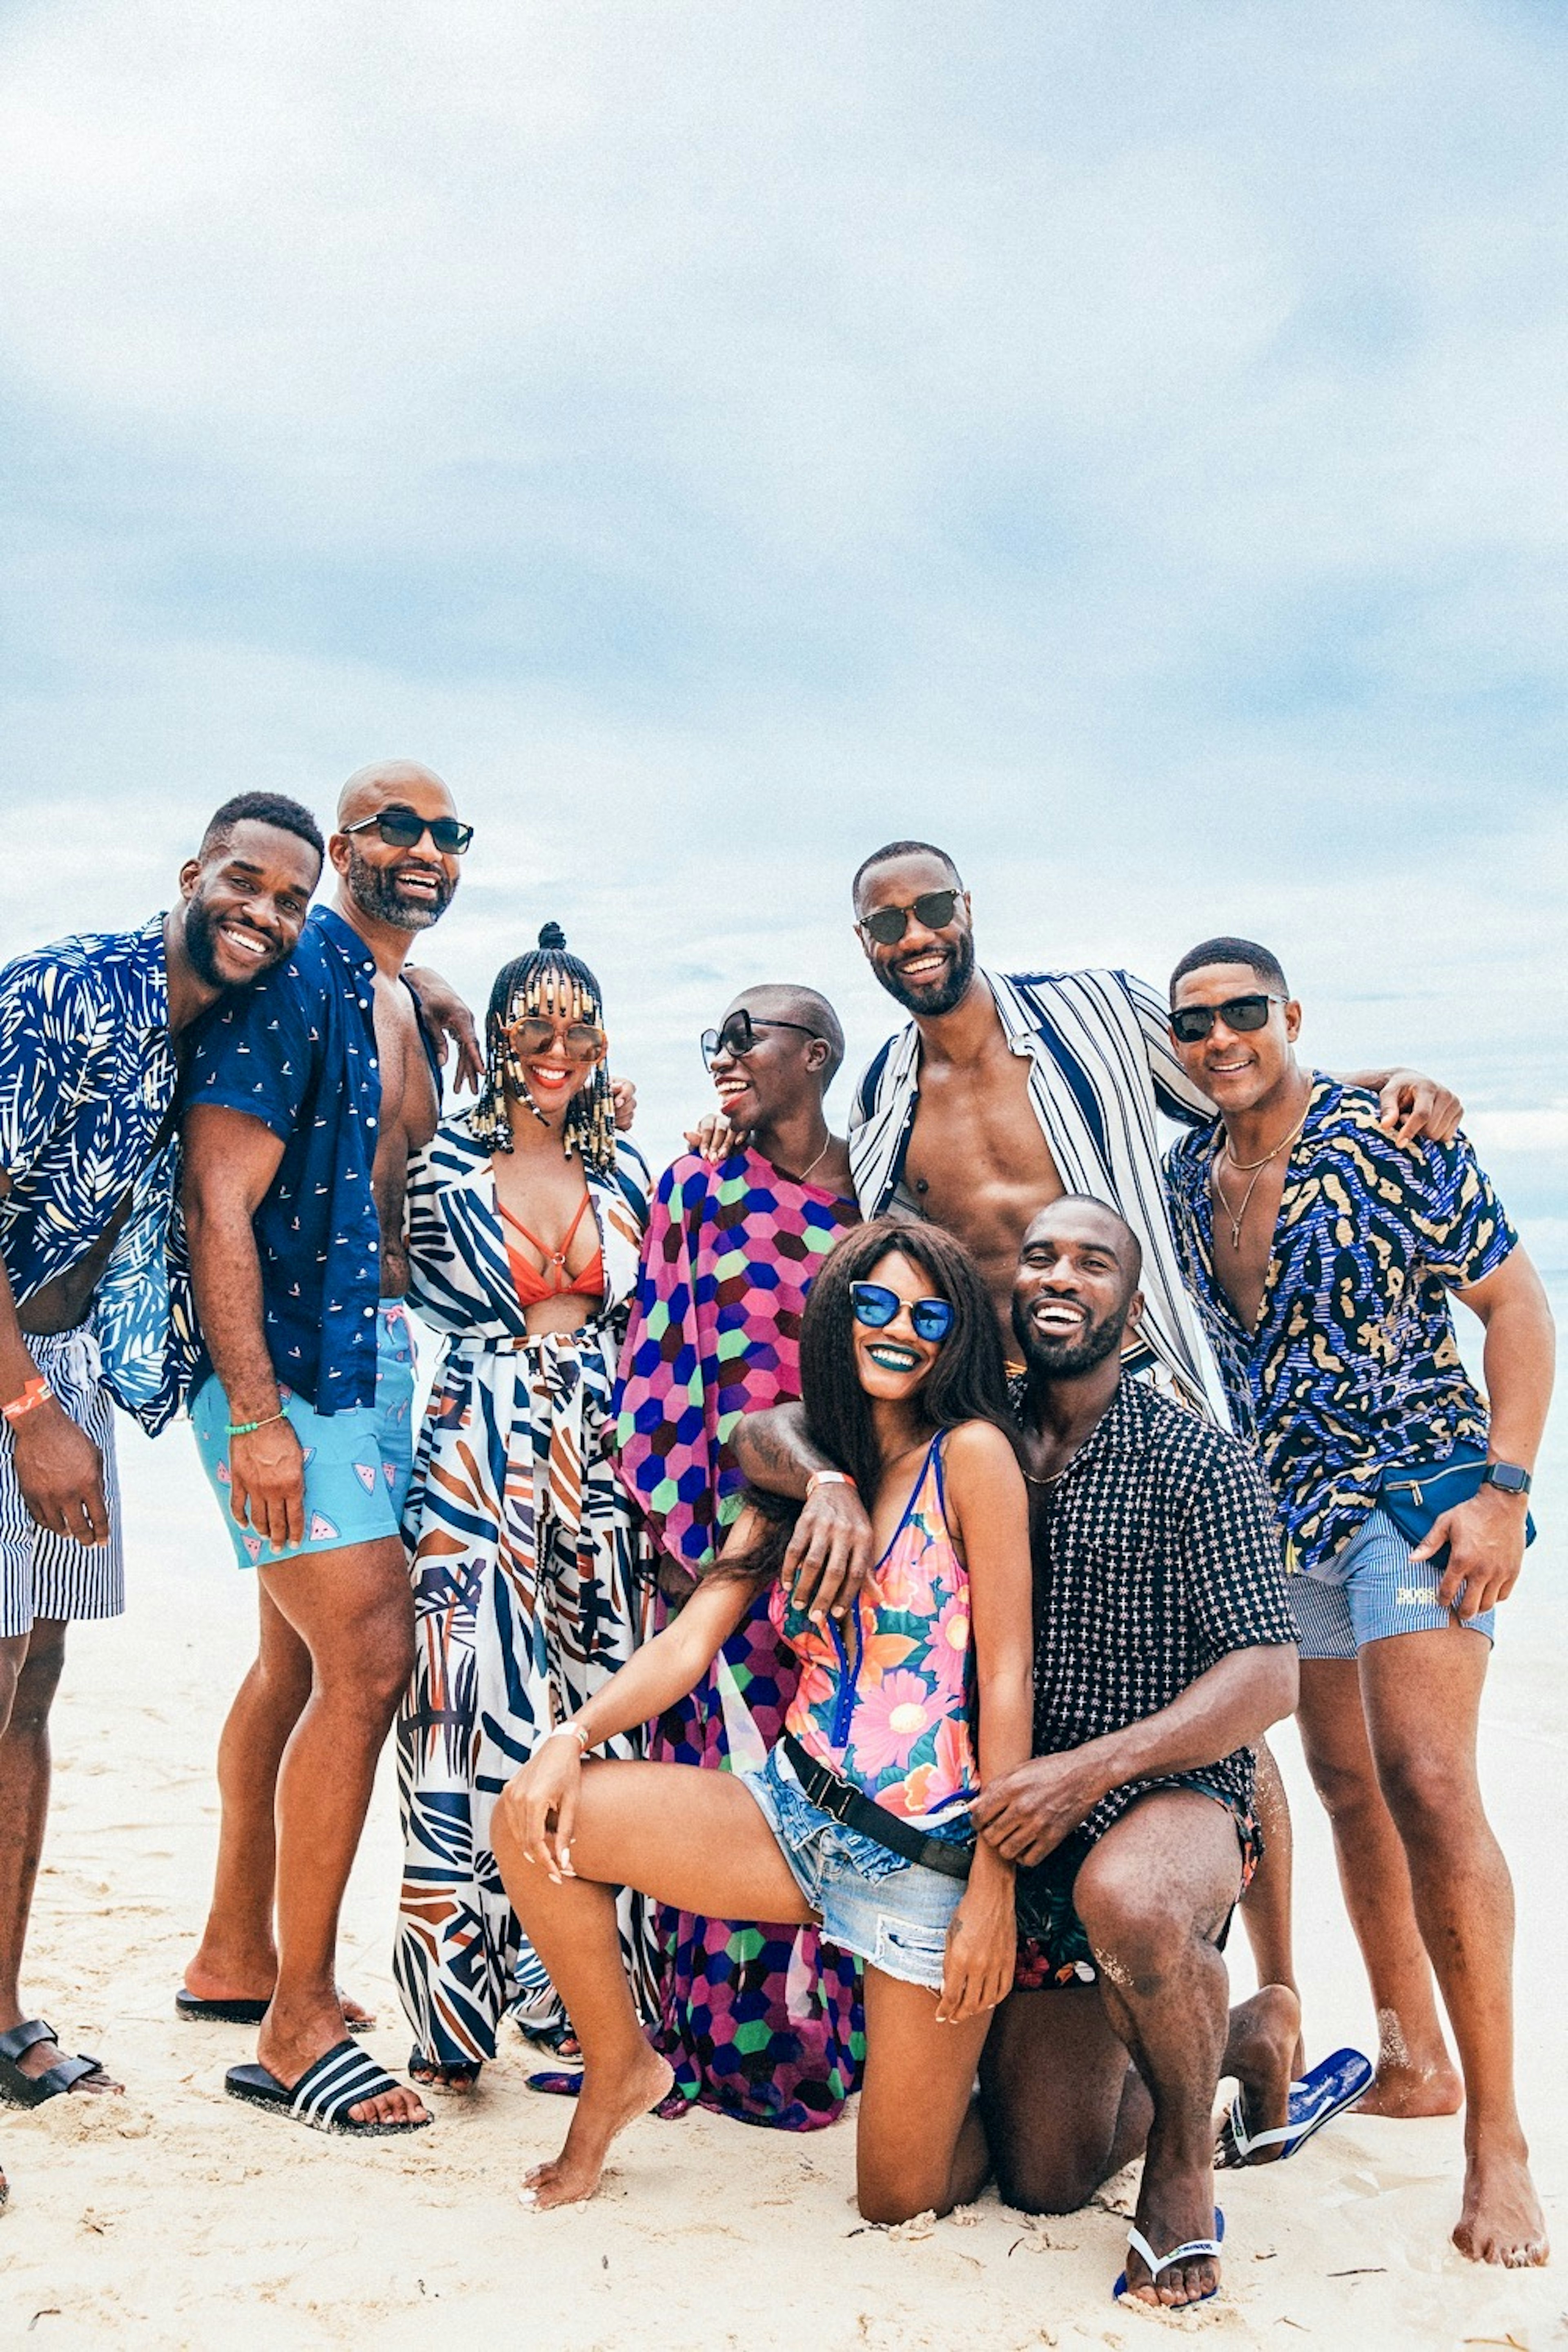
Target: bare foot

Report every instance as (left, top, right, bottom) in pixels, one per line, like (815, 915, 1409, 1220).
(257, 2008, 429, 2130)
(1217, 1984, 1298, 2166)
(1354, 2008, 1461, 2118)
(1452, 2143, 1549, 2267)
(1120, 2164, 1221, 2310)
(520, 2045, 674, 2210)
(1, 2025, 122, 2097)
(1354, 2058, 1463, 2119)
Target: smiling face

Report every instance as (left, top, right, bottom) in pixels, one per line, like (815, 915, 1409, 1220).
(500, 981, 605, 1118)
(853, 851, 975, 1018)
(332, 761, 463, 933)
(707, 987, 831, 1131)
(850, 1247, 951, 1404)
(1011, 1200, 1142, 1378)
(1169, 960, 1301, 1117)
(179, 819, 321, 989)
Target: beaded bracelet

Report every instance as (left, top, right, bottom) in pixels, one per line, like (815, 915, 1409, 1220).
(226, 1410, 290, 1438)
(2, 1376, 53, 1426)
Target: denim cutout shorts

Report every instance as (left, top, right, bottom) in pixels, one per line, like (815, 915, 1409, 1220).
(738, 1742, 972, 1991)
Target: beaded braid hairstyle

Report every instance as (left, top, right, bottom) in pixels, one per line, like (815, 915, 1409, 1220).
(470, 922, 617, 1172)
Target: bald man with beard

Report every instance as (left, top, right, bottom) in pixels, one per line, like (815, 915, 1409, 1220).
(178, 760, 476, 2135)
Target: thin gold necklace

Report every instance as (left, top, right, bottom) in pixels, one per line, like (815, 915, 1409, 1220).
(1211, 1108, 1307, 1249)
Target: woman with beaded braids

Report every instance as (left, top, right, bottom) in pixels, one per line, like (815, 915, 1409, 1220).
(393, 923, 657, 2091)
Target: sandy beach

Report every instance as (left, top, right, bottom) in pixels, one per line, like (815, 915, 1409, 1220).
(2, 1361, 1565, 2352)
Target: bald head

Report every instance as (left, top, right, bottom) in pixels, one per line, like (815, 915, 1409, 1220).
(728, 984, 844, 1087)
(336, 759, 454, 827)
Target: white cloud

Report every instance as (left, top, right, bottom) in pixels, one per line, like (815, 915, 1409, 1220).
(1, 0, 1565, 1182)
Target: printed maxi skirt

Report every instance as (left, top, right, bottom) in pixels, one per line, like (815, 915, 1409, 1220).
(395, 1325, 656, 2063)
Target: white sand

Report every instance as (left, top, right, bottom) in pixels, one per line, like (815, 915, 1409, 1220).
(1, 1416, 1564, 2351)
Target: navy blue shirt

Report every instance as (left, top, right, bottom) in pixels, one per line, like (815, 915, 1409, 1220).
(183, 906, 440, 1414)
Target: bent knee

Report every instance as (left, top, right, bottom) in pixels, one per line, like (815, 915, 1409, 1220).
(994, 2150, 1102, 2216)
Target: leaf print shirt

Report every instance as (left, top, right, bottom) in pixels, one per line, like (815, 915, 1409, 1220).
(772, 1432, 978, 1822)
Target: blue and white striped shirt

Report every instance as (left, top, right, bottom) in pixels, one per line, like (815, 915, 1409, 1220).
(847, 966, 1231, 1422)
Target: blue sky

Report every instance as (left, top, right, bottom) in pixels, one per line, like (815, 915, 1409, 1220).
(2, 0, 1564, 1202)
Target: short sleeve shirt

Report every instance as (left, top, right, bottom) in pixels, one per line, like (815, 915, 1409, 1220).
(0, 915, 199, 1430)
(1165, 1075, 1517, 1569)
(183, 906, 438, 1414)
(1025, 1379, 1295, 1839)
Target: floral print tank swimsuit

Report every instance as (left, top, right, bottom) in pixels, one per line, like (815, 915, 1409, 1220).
(772, 1432, 978, 1823)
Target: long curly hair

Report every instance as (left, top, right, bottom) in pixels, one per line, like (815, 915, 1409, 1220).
(469, 922, 616, 1172)
(712, 1216, 1016, 1588)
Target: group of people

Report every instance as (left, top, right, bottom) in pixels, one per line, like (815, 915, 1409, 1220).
(0, 762, 1554, 2305)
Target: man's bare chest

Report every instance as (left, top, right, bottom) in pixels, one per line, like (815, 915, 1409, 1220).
(905, 1060, 1063, 1226)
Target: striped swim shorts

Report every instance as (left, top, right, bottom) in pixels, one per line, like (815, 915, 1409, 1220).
(0, 1324, 125, 1641)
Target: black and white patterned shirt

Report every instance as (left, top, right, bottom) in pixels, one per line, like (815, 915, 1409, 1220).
(1020, 1376, 1296, 1843)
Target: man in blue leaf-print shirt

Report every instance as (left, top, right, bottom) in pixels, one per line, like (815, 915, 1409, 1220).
(0, 795, 322, 2115)
(1165, 936, 1555, 2271)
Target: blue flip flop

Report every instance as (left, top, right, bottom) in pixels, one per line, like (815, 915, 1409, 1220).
(1217, 2045, 1373, 2167)
(1114, 2208, 1224, 2304)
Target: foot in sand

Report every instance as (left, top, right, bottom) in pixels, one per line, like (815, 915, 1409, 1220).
(257, 2005, 428, 2130)
(1354, 2008, 1461, 2118)
(1452, 2141, 1549, 2268)
(1354, 2058, 1463, 2119)
(410, 2054, 481, 2094)
(0, 2020, 121, 2097)
(182, 1958, 375, 2031)
(1120, 2167, 1221, 2309)
(520, 2045, 673, 2209)
(1221, 1984, 1299, 2162)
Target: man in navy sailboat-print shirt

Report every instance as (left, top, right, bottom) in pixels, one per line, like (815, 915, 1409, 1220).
(180, 759, 473, 2138)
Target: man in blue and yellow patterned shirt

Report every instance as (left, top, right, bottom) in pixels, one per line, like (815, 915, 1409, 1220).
(0, 794, 323, 2111)
(1165, 936, 1555, 2272)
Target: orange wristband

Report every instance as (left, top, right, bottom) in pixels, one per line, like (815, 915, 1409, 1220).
(2, 1376, 53, 1426)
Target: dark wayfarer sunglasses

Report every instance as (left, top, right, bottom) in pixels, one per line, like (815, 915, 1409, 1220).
(858, 888, 962, 946)
(503, 1016, 607, 1061)
(701, 1011, 823, 1067)
(1169, 993, 1285, 1046)
(342, 805, 476, 856)
(850, 1281, 955, 1344)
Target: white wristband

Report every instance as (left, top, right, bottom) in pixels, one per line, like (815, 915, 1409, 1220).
(540, 1722, 590, 1753)
(806, 1469, 857, 1499)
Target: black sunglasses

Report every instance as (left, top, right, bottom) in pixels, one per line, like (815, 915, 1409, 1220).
(342, 805, 475, 856)
(850, 1281, 955, 1344)
(1169, 993, 1285, 1045)
(859, 888, 961, 946)
(701, 1011, 822, 1067)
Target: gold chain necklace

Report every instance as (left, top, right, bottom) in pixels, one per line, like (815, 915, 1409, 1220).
(1211, 1109, 1307, 1249)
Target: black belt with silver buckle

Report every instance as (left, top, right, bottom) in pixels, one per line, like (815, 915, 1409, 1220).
(780, 1734, 972, 1881)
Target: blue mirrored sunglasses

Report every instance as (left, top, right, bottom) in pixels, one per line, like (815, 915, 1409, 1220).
(850, 1281, 955, 1344)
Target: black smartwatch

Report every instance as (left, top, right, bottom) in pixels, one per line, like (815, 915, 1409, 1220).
(1482, 1461, 1532, 1497)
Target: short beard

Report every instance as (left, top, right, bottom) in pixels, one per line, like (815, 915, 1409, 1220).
(182, 890, 281, 990)
(1011, 1294, 1126, 1380)
(874, 928, 975, 1018)
(346, 845, 453, 933)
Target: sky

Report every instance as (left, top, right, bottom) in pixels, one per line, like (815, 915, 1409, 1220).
(1, 0, 1564, 1209)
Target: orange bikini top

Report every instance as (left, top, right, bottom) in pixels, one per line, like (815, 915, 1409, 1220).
(500, 1192, 605, 1309)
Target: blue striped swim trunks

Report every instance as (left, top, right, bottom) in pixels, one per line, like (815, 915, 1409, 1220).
(0, 1324, 125, 1639)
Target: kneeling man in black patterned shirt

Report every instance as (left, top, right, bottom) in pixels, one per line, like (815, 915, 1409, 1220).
(973, 1197, 1301, 2312)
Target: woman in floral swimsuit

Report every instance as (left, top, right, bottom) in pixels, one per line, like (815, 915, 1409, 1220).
(494, 1218, 1033, 2221)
